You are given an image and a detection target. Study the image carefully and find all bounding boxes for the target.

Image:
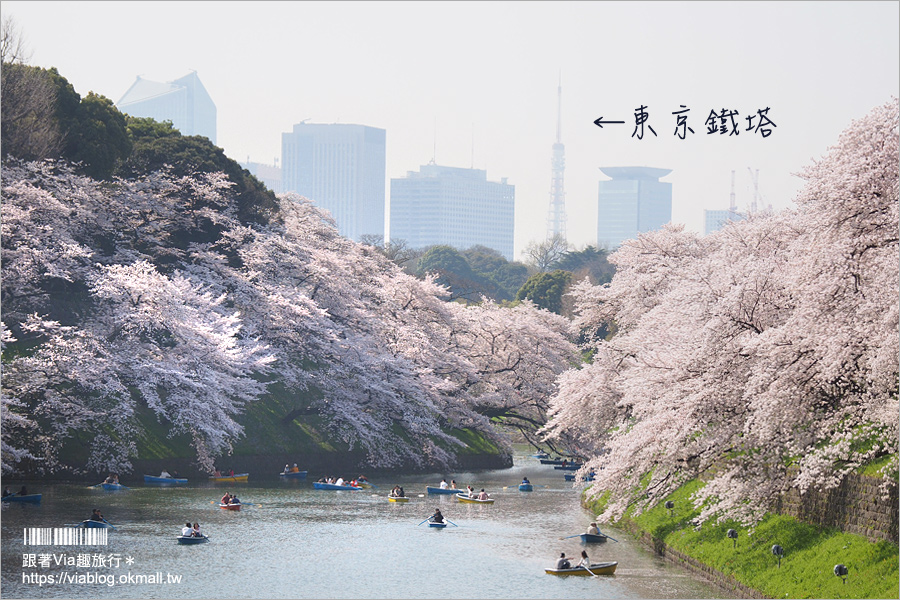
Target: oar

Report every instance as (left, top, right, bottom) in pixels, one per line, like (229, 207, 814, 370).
(417, 518, 431, 526)
(444, 519, 459, 527)
(558, 534, 581, 540)
(101, 518, 117, 531)
(599, 531, 619, 543)
(582, 564, 599, 578)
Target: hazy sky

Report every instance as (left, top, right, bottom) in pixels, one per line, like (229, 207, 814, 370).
(3, 1, 898, 259)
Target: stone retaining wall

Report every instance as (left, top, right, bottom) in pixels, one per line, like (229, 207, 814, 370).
(774, 472, 899, 543)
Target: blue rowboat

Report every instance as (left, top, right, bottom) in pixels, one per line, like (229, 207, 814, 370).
(2, 493, 41, 504)
(540, 458, 567, 465)
(80, 520, 113, 529)
(564, 474, 595, 482)
(313, 482, 361, 491)
(100, 483, 127, 491)
(177, 535, 209, 544)
(428, 522, 447, 528)
(518, 483, 534, 492)
(580, 533, 608, 543)
(553, 464, 583, 471)
(278, 471, 308, 479)
(144, 475, 188, 484)
(425, 486, 459, 495)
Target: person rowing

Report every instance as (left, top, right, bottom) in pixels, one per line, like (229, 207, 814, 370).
(586, 522, 600, 536)
(430, 509, 444, 524)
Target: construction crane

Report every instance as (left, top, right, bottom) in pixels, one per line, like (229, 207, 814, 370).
(747, 168, 760, 214)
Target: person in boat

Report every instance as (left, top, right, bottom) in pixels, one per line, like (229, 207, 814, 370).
(221, 492, 231, 505)
(430, 509, 444, 524)
(181, 522, 193, 537)
(522, 477, 530, 485)
(450, 479, 458, 489)
(104, 474, 116, 484)
(577, 550, 591, 569)
(192, 522, 202, 537)
(586, 522, 600, 536)
(335, 477, 345, 487)
(290, 463, 300, 473)
(160, 470, 171, 479)
(439, 478, 449, 489)
(214, 469, 222, 477)
(230, 494, 241, 505)
(358, 475, 368, 483)
(283, 464, 290, 474)
(172, 470, 180, 478)
(228, 469, 234, 477)
(389, 486, 399, 497)
(19, 485, 28, 496)
(398, 486, 405, 497)
(478, 489, 489, 501)
(556, 552, 572, 570)
(2, 488, 11, 498)
(90, 509, 105, 522)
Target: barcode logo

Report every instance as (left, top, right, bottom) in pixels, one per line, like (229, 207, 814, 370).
(24, 528, 108, 546)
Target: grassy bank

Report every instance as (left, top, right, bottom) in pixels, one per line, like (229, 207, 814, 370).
(585, 480, 899, 599)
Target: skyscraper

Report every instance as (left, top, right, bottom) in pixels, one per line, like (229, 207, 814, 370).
(281, 123, 386, 241)
(704, 209, 744, 235)
(390, 164, 515, 260)
(597, 166, 672, 249)
(117, 71, 216, 144)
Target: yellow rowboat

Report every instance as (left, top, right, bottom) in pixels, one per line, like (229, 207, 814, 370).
(388, 496, 409, 502)
(545, 561, 618, 576)
(209, 473, 249, 482)
(456, 493, 494, 504)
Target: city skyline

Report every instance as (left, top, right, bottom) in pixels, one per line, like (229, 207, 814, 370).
(2, 1, 897, 259)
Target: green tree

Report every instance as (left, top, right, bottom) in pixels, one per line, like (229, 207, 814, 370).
(417, 245, 503, 302)
(120, 117, 278, 225)
(63, 92, 132, 179)
(551, 245, 616, 286)
(515, 270, 572, 314)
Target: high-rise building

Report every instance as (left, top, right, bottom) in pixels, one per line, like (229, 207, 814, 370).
(239, 160, 283, 195)
(597, 166, 672, 249)
(390, 164, 515, 260)
(117, 71, 216, 144)
(704, 209, 744, 234)
(281, 123, 386, 241)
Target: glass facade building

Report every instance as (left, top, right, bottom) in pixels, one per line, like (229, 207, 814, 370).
(281, 123, 386, 241)
(390, 164, 515, 260)
(117, 72, 217, 144)
(597, 166, 672, 250)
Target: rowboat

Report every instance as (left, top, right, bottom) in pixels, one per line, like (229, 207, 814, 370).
(100, 483, 127, 491)
(218, 503, 241, 511)
(177, 534, 209, 544)
(533, 452, 550, 459)
(313, 482, 361, 491)
(580, 533, 608, 543)
(144, 475, 188, 484)
(428, 522, 447, 528)
(79, 520, 113, 529)
(355, 481, 375, 489)
(388, 496, 409, 502)
(278, 470, 308, 479)
(456, 493, 494, 504)
(209, 473, 249, 482)
(2, 493, 41, 504)
(518, 483, 534, 492)
(425, 486, 460, 495)
(540, 458, 567, 465)
(564, 474, 594, 482)
(545, 561, 618, 576)
(554, 464, 584, 471)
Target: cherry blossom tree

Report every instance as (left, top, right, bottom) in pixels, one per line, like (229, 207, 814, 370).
(2, 160, 577, 473)
(543, 99, 898, 527)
